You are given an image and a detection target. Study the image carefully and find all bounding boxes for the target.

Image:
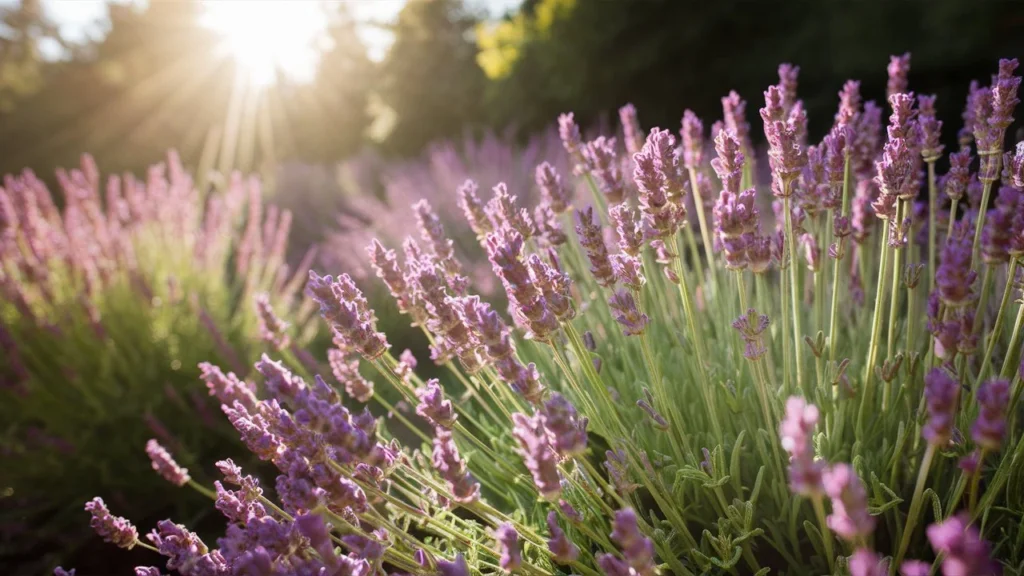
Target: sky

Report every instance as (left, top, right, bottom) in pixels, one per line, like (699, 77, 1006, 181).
(12, 0, 524, 60)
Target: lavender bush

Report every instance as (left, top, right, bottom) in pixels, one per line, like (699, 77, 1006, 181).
(0, 153, 316, 561)
(76, 56, 1024, 575)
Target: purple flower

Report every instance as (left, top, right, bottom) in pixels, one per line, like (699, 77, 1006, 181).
(604, 449, 638, 495)
(722, 91, 751, 153)
(147, 520, 226, 575)
(457, 179, 493, 238)
(780, 396, 824, 495)
(432, 428, 480, 504)
(487, 182, 535, 240)
(936, 224, 976, 307)
(900, 560, 931, 576)
(778, 63, 800, 112)
(54, 569, 76, 576)
(597, 554, 633, 576)
(733, 308, 769, 360)
(972, 378, 1010, 450)
(541, 392, 588, 456)
(945, 150, 972, 201)
(486, 226, 559, 341)
(850, 549, 886, 576)
(835, 80, 862, 129)
(254, 293, 290, 350)
(559, 113, 585, 168)
(85, 497, 138, 549)
(308, 271, 389, 360)
(546, 511, 580, 564)
(608, 289, 649, 336)
(619, 103, 644, 156)
(575, 206, 616, 287)
(438, 554, 470, 576)
(328, 349, 374, 402)
(536, 161, 571, 213)
(610, 253, 645, 290)
(255, 354, 306, 402)
(582, 136, 626, 204)
(494, 523, 522, 572)
(1008, 142, 1024, 189)
(711, 129, 745, 197)
(918, 94, 944, 160)
(923, 367, 959, 446)
(823, 464, 875, 542)
(609, 508, 656, 576)
(989, 58, 1020, 136)
(610, 203, 644, 256)
(680, 110, 704, 169)
(887, 52, 911, 98)
(634, 129, 685, 240)
(199, 362, 257, 410)
(512, 411, 562, 500)
(145, 439, 190, 487)
(415, 379, 457, 429)
(927, 513, 999, 576)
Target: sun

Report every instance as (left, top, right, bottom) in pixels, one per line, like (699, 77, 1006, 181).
(200, 0, 331, 87)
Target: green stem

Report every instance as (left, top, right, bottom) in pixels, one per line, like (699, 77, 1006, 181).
(884, 202, 905, 411)
(894, 443, 936, 572)
(971, 181, 993, 266)
(784, 191, 806, 393)
(860, 230, 892, 434)
(976, 259, 1018, 386)
(811, 494, 836, 573)
(968, 448, 988, 515)
(927, 160, 938, 294)
(999, 293, 1024, 379)
(688, 167, 716, 277)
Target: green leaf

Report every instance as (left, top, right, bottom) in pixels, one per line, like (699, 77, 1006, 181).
(730, 430, 747, 494)
(924, 488, 943, 524)
(803, 520, 825, 560)
(702, 475, 732, 489)
(708, 546, 743, 569)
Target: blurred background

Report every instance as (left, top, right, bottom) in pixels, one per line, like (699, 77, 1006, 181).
(1, 0, 1022, 573)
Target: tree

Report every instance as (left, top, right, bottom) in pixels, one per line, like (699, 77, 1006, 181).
(377, 0, 487, 155)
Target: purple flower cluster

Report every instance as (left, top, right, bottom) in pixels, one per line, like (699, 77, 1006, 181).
(254, 293, 290, 351)
(923, 367, 958, 446)
(608, 289, 649, 336)
(822, 463, 875, 542)
(328, 348, 374, 402)
(597, 508, 656, 576)
(486, 226, 562, 341)
(433, 427, 481, 504)
(546, 511, 580, 564)
(582, 136, 626, 204)
(145, 439, 190, 487)
(732, 308, 770, 360)
(576, 206, 616, 287)
(415, 379, 458, 429)
(307, 271, 388, 360)
(85, 497, 138, 549)
(779, 396, 824, 495)
(927, 514, 999, 576)
(512, 411, 562, 500)
(972, 378, 1010, 450)
(458, 295, 546, 403)
(493, 523, 522, 572)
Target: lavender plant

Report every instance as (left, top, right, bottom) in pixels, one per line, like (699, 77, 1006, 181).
(0, 153, 316, 561)
(78, 57, 1024, 575)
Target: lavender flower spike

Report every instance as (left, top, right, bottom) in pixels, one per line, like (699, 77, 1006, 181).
(437, 554, 470, 576)
(923, 367, 958, 446)
(85, 497, 138, 549)
(972, 378, 1010, 450)
(432, 428, 480, 504)
(609, 508, 656, 576)
(779, 396, 824, 495)
(608, 289, 649, 336)
(145, 439, 190, 487)
(541, 392, 588, 457)
(512, 411, 562, 500)
(680, 110, 704, 170)
(547, 511, 580, 564)
(308, 270, 389, 359)
(822, 463, 875, 543)
(575, 206, 616, 287)
(849, 549, 886, 576)
(887, 52, 911, 98)
(494, 523, 522, 572)
(536, 161, 571, 214)
(927, 513, 999, 576)
(415, 378, 458, 430)
(254, 293, 290, 350)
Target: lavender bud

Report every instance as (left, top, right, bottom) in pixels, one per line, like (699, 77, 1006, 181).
(972, 378, 1010, 450)
(541, 392, 588, 457)
(145, 439, 190, 487)
(619, 103, 644, 156)
(536, 162, 571, 213)
(546, 511, 580, 564)
(822, 463, 875, 542)
(85, 497, 138, 549)
(608, 289, 649, 336)
(680, 110, 704, 169)
(494, 523, 522, 572)
(512, 412, 562, 500)
(254, 293, 290, 350)
(923, 367, 958, 446)
(927, 513, 999, 576)
(457, 179, 492, 238)
(887, 52, 911, 98)
(415, 379, 457, 429)
(609, 508, 656, 576)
